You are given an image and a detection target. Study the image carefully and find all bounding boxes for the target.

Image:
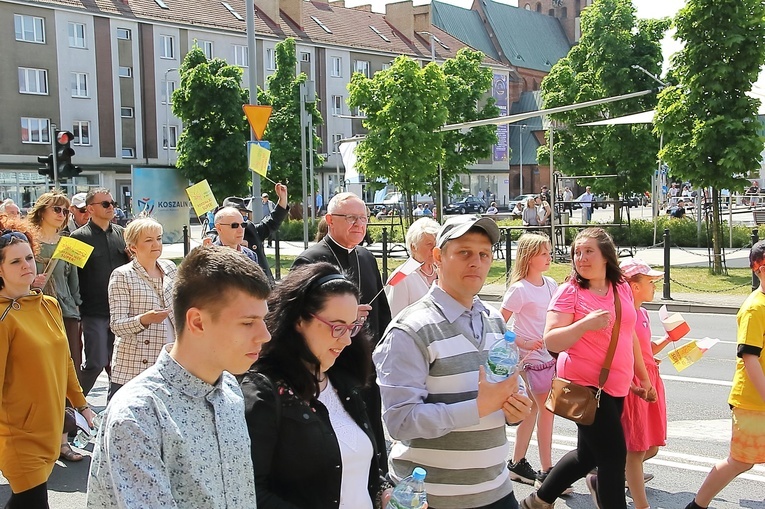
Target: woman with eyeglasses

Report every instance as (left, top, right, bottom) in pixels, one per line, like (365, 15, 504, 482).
(107, 217, 176, 400)
(27, 191, 86, 462)
(240, 262, 392, 509)
(0, 222, 94, 508)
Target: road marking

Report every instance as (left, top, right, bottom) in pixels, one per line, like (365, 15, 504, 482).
(651, 335, 738, 346)
(662, 374, 733, 386)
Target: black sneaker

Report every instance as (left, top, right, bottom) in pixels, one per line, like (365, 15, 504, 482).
(508, 458, 539, 485)
(534, 469, 574, 496)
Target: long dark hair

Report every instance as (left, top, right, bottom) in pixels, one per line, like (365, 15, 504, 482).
(254, 262, 372, 401)
(569, 227, 622, 288)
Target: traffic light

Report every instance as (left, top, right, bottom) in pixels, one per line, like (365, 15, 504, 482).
(55, 130, 81, 178)
(37, 154, 53, 178)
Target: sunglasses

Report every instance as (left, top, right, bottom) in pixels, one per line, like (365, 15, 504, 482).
(49, 206, 69, 215)
(95, 201, 117, 209)
(310, 314, 363, 339)
(218, 221, 247, 229)
(331, 214, 368, 226)
(0, 230, 28, 247)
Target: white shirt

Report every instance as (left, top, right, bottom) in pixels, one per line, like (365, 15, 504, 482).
(501, 277, 557, 364)
(385, 258, 433, 317)
(318, 379, 374, 509)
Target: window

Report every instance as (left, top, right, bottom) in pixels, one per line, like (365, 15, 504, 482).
(120, 107, 134, 118)
(331, 95, 343, 116)
(71, 72, 88, 97)
(68, 22, 86, 48)
(354, 60, 370, 78)
(381, 62, 392, 71)
(122, 148, 135, 158)
(162, 125, 178, 149)
(332, 134, 344, 153)
(300, 52, 311, 63)
(21, 117, 50, 144)
(353, 106, 365, 118)
(118, 66, 132, 78)
(233, 45, 248, 67)
(14, 14, 45, 43)
(201, 40, 213, 59)
(18, 67, 48, 95)
(161, 80, 177, 104)
(116, 27, 131, 40)
(72, 121, 90, 146)
(160, 35, 175, 59)
(330, 56, 342, 77)
(266, 48, 276, 70)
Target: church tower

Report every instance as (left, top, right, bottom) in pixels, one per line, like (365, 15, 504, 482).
(518, 0, 594, 44)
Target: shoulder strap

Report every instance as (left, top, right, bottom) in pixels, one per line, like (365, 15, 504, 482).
(598, 282, 622, 388)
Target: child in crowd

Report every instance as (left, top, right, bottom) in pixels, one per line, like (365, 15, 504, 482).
(685, 241, 765, 509)
(501, 234, 562, 489)
(620, 259, 674, 509)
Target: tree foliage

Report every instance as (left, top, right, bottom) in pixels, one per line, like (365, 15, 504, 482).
(538, 0, 669, 210)
(654, 0, 765, 273)
(173, 45, 250, 199)
(258, 38, 323, 203)
(439, 49, 500, 203)
(348, 56, 449, 221)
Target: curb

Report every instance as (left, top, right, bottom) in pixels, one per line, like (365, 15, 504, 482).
(477, 292, 740, 315)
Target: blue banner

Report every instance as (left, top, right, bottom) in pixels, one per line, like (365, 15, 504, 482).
(132, 167, 190, 244)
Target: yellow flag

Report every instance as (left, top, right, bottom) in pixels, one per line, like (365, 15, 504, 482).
(52, 237, 94, 269)
(186, 180, 218, 217)
(249, 143, 271, 177)
(667, 340, 703, 372)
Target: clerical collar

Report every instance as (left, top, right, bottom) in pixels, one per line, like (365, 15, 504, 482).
(326, 234, 355, 253)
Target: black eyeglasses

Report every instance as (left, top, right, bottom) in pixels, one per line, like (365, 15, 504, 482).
(95, 201, 117, 209)
(0, 230, 28, 247)
(311, 314, 364, 339)
(218, 221, 247, 229)
(50, 206, 69, 215)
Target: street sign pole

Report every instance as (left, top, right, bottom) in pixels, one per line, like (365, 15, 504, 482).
(51, 124, 58, 189)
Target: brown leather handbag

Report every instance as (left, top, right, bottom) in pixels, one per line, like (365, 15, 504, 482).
(545, 283, 622, 425)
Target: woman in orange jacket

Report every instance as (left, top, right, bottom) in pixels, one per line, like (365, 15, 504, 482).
(0, 220, 93, 508)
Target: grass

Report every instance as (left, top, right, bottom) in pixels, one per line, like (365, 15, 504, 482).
(266, 255, 755, 294)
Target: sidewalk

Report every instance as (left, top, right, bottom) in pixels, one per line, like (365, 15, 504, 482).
(163, 239, 751, 315)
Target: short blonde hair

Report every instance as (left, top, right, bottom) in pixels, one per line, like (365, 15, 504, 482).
(406, 217, 440, 252)
(124, 217, 163, 250)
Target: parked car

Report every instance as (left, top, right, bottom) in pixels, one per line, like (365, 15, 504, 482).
(443, 196, 487, 215)
(624, 193, 649, 208)
(507, 194, 538, 213)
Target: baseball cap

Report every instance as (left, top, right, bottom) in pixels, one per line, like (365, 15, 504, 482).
(71, 193, 87, 210)
(750, 240, 765, 271)
(261, 193, 269, 198)
(222, 196, 249, 212)
(620, 258, 664, 279)
(436, 215, 499, 248)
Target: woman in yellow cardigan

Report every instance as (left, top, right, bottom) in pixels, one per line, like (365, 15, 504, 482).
(0, 222, 94, 508)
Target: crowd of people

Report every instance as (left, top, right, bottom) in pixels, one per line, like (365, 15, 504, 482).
(0, 186, 762, 509)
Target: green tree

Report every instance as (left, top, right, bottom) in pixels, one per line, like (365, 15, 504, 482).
(348, 56, 449, 222)
(173, 45, 250, 199)
(537, 0, 669, 220)
(654, 0, 765, 273)
(258, 38, 323, 203)
(439, 48, 500, 211)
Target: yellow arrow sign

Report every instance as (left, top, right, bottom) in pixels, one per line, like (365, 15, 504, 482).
(243, 105, 272, 141)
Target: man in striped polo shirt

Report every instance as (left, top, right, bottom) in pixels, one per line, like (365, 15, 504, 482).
(374, 215, 533, 509)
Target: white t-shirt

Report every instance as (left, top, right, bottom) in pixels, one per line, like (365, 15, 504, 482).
(501, 276, 557, 364)
(318, 379, 374, 509)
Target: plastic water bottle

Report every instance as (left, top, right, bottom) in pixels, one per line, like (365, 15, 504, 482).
(389, 467, 427, 509)
(485, 330, 520, 382)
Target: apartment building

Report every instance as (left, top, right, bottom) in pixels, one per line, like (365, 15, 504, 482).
(1, 0, 513, 210)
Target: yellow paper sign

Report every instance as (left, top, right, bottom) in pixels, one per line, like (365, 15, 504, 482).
(51, 237, 94, 269)
(667, 340, 703, 372)
(249, 143, 271, 177)
(186, 180, 218, 217)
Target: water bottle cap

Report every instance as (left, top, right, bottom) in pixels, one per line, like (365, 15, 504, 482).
(504, 330, 516, 342)
(412, 467, 426, 481)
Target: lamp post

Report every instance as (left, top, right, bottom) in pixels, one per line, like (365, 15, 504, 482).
(519, 124, 527, 195)
(417, 30, 444, 215)
(164, 68, 178, 167)
(245, 0, 260, 218)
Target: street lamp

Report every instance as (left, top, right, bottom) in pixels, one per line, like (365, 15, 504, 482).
(417, 30, 446, 215)
(631, 64, 667, 88)
(164, 67, 178, 167)
(519, 124, 527, 195)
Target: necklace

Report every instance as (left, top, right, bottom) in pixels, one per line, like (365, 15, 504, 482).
(419, 264, 436, 277)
